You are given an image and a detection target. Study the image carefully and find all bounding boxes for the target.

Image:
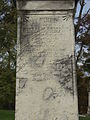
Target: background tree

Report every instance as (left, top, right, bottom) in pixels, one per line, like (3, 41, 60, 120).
(0, 0, 17, 110)
(74, 0, 90, 114)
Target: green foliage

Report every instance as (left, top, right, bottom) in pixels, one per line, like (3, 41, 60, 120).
(0, 0, 16, 110)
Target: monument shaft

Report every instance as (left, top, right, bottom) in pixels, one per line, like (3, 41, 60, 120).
(16, 1, 79, 120)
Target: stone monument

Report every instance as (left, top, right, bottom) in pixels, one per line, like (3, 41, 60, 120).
(16, 0, 79, 120)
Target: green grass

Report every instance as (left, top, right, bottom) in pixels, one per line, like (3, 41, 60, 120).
(79, 116, 90, 120)
(0, 110, 15, 120)
(0, 110, 90, 120)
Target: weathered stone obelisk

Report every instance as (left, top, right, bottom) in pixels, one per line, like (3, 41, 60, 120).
(16, 0, 79, 120)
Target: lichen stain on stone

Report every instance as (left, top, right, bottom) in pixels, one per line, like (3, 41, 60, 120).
(51, 55, 74, 94)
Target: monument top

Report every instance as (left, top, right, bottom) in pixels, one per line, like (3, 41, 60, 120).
(17, 0, 75, 10)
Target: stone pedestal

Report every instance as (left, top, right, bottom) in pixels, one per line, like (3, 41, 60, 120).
(16, 0, 79, 120)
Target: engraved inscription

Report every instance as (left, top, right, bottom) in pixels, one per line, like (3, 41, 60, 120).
(32, 72, 47, 81)
(16, 78, 28, 95)
(19, 78, 27, 89)
(43, 87, 66, 101)
(29, 50, 47, 67)
(43, 87, 54, 100)
(20, 15, 62, 56)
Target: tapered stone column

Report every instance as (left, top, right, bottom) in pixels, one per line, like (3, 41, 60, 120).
(16, 0, 79, 120)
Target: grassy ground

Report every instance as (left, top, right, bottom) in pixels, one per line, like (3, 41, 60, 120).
(80, 116, 90, 120)
(0, 110, 90, 120)
(0, 110, 15, 120)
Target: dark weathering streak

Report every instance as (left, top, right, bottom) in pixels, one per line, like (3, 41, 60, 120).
(51, 55, 74, 95)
